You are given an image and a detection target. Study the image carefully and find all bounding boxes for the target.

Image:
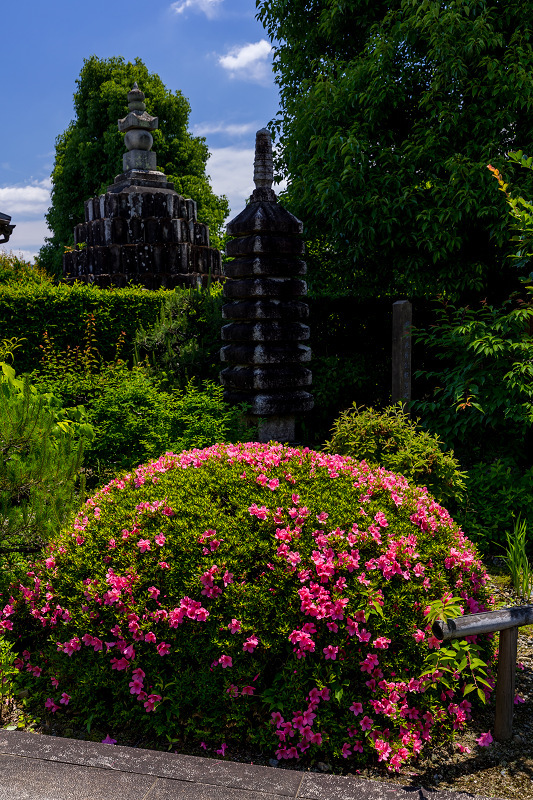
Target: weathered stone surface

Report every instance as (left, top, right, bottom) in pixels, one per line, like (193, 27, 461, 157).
(227, 202, 303, 236)
(223, 278, 307, 300)
(221, 365, 312, 391)
(220, 343, 311, 365)
(221, 321, 310, 342)
(225, 233, 305, 258)
(222, 300, 309, 321)
(223, 256, 306, 279)
(223, 390, 314, 416)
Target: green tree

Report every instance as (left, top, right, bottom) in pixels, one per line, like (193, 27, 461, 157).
(40, 56, 229, 277)
(257, 0, 533, 299)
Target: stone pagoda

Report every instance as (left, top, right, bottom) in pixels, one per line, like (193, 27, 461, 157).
(0, 211, 15, 245)
(63, 83, 221, 288)
(221, 128, 313, 443)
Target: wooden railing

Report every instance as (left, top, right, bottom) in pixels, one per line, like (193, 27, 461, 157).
(432, 605, 533, 741)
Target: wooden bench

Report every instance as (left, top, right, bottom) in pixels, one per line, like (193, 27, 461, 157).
(432, 605, 533, 741)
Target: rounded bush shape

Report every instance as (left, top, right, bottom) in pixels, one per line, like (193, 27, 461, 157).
(1, 444, 492, 770)
(325, 403, 466, 510)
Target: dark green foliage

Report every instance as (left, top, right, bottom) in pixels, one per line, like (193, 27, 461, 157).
(457, 460, 533, 556)
(39, 55, 228, 277)
(412, 292, 533, 465)
(0, 282, 169, 374)
(0, 363, 93, 554)
(302, 296, 392, 445)
(324, 403, 466, 510)
(134, 285, 224, 390)
(257, 0, 533, 299)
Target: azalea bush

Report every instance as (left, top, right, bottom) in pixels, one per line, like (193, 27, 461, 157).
(0, 444, 494, 770)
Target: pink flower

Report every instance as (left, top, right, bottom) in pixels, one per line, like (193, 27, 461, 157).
(241, 685, 255, 695)
(216, 743, 228, 756)
(219, 655, 233, 668)
(110, 657, 130, 671)
(45, 558, 55, 569)
(158, 561, 170, 569)
(102, 734, 117, 744)
(360, 716, 373, 731)
(323, 645, 338, 660)
(456, 744, 471, 754)
(514, 694, 525, 704)
(145, 631, 156, 643)
(157, 642, 171, 656)
(143, 693, 162, 712)
(137, 539, 151, 553)
(228, 619, 241, 634)
(59, 692, 70, 705)
(155, 533, 166, 546)
(200, 742, 207, 750)
(243, 636, 258, 653)
(373, 637, 390, 649)
(352, 739, 363, 753)
(413, 629, 425, 643)
(350, 702, 363, 716)
(44, 697, 60, 714)
(271, 712, 284, 727)
(148, 586, 160, 599)
(341, 743, 352, 758)
(476, 731, 493, 747)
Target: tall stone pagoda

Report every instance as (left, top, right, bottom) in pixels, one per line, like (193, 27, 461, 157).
(63, 84, 221, 288)
(221, 128, 313, 443)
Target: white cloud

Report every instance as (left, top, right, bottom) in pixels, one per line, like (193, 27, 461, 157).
(207, 146, 286, 221)
(0, 179, 51, 218)
(193, 121, 256, 138)
(170, 0, 222, 18)
(207, 147, 255, 219)
(218, 40, 273, 84)
(2, 219, 51, 262)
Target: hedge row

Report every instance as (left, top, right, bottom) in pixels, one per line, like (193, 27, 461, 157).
(0, 282, 170, 373)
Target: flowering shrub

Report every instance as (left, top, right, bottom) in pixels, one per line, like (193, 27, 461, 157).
(0, 443, 494, 770)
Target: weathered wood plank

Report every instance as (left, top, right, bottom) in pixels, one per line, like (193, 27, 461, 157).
(494, 626, 518, 741)
(432, 605, 533, 641)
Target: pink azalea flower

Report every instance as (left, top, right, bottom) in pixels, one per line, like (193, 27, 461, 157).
(219, 654, 233, 668)
(145, 631, 157, 643)
(158, 561, 170, 569)
(456, 744, 471, 754)
(200, 742, 207, 750)
(137, 539, 151, 553)
(44, 697, 60, 714)
(323, 645, 338, 660)
(102, 735, 117, 744)
(228, 619, 241, 634)
(155, 533, 166, 546)
(157, 642, 171, 656)
(59, 692, 70, 705)
(413, 629, 425, 643)
(350, 702, 363, 716)
(360, 716, 373, 731)
(143, 693, 162, 712)
(341, 743, 352, 758)
(216, 743, 228, 756)
(514, 694, 525, 704)
(352, 739, 363, 753)
(241, 685, 255, 695)
(243, 636, 258, 653)
(476, 731, 493, 747)
(148, 586, 160, 599)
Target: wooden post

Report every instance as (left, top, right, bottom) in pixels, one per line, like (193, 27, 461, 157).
(392, 300, 412, 405)
(494, 626, 518, 741)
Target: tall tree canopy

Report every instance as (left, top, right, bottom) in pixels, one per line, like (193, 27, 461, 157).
(40, 56, 229, 277)
(257, 0, 533, 299)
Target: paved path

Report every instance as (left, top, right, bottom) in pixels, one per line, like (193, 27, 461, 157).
(0, 730, 501, 800)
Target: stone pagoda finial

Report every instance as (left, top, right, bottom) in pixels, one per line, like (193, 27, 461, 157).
(118, 83, 159, 173)
(251, 128, 277, 203)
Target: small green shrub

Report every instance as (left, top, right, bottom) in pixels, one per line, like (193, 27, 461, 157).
(503, 516, 533, 601)
(0, 362, 93, 554)
(324, 403, 466, 511)
(2, 444, 493, 770)
(0, 251, 53, 286)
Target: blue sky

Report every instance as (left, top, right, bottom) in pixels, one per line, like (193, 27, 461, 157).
(0, 0, 280, 261)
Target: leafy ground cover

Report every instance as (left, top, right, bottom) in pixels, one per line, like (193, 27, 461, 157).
(1, 443, 495, 773)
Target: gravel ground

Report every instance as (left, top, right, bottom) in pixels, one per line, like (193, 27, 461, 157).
(2, 558, 531, 800)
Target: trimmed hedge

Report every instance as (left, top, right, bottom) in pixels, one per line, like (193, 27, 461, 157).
(0, 282, 169, 374)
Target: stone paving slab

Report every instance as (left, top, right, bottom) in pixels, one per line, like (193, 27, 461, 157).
(0, 731, 508, 800)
